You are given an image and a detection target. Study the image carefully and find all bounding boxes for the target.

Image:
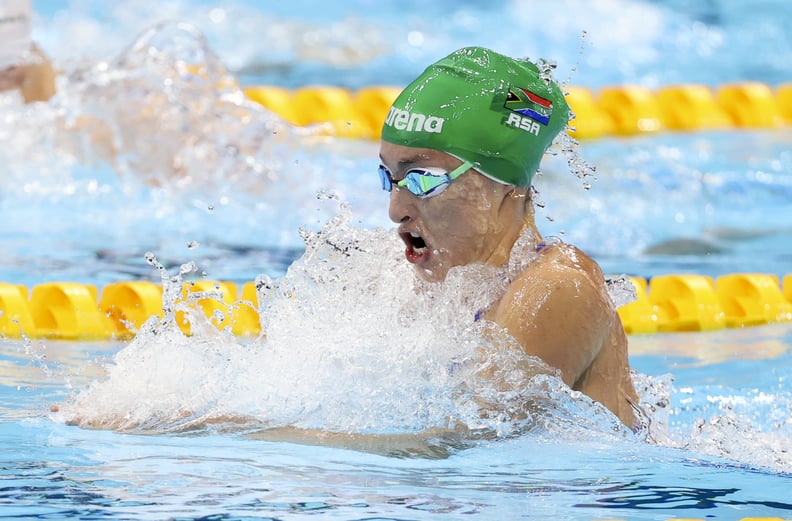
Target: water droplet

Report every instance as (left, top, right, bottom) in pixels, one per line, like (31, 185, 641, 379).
(316, 190, 338, 201)
(179, 261, 197, 275)
(606, 276, 638, 308)
(187, 240, 199, 250)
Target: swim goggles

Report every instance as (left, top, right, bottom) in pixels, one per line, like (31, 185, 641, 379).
(378, 160, 475, 199)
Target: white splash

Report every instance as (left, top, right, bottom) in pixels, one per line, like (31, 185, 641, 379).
(57, 206, 630, 445)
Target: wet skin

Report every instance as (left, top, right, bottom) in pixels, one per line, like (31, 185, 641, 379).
(381, 143, 527, 283)
(0, 46, 56, 103)
(62, 143, 639, 437)
(380, 142, 639, 428)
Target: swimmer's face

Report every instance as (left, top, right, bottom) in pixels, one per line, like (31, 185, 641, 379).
(380, 142, 526, 282)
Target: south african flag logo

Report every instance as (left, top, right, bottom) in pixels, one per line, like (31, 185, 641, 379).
(504, 86, 553, 125)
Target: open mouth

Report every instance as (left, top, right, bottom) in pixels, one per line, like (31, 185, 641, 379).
(400, 230, 429, 263)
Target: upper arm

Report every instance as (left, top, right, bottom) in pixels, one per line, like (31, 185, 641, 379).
(21, 45, 57, 103)
(491, 246, 614, 388)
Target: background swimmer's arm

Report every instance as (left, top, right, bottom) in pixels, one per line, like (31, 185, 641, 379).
(489, 245, 612, 389)
(56, 115, 118, 165)
(20, 48, 56, 103)
(0, 45, 57, 103)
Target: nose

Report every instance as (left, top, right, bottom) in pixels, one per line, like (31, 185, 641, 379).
(388, 187, 414, 224)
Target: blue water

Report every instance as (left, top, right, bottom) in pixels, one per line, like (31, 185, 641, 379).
(2, 0, 791, 519)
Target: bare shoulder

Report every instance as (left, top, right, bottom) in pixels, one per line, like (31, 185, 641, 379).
(501, 242, 611, 318)
(488, 242, 615, 387)
(529, 242, 606, 283)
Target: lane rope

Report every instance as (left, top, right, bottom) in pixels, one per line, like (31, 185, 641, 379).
(4, 84, 790, 340)
(243, 82, 792, 140)
(1, 273, 791, 339)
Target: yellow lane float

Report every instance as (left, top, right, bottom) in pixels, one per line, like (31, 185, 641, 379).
(243, 82, 792, 140)
(1, 273, 791, 340)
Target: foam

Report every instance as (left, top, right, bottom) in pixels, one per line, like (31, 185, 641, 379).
(58, 207, 634, 449)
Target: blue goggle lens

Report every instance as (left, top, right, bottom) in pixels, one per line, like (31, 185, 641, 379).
(378, 161, 474, 199)
(378, 164, 393, 191)
(400, 171, 450, 197)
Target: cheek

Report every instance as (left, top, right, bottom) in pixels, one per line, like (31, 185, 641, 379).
(461, 191, 500, 230)
(430, 196, 495, 249)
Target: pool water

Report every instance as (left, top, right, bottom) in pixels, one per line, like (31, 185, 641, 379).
(3, 326, 791, 519)
(2, 0, 791, 519)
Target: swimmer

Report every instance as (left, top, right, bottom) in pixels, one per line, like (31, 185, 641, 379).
(0, 0, 56, 103)
(61, 47, 639, 447)
(378, 46, 639, 428)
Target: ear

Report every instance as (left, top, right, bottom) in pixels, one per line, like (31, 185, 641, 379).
(506, 185, 530, 200)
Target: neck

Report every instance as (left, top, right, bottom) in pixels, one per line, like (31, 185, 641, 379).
(484, 188, 541, 267)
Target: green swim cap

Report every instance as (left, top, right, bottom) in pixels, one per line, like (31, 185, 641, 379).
(381, 46, 570, 187)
